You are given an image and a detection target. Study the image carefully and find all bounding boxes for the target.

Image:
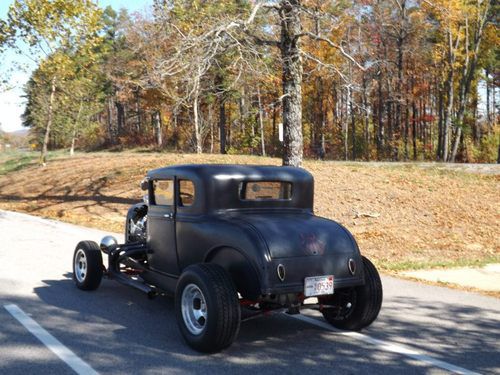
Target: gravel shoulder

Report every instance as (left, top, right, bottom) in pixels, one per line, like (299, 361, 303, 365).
(401, 264, 500, 293)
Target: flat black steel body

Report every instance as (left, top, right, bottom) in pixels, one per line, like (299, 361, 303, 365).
(73, 163, 383, 352)
(119, 164, 364, 302)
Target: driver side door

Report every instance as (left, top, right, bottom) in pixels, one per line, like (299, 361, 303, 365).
(147, 178, 179, 276)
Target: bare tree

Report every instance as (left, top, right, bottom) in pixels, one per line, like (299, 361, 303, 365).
(132, 1, 364, 165)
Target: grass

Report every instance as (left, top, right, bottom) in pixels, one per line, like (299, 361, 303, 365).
(0, 149, 77, 176)
(381, 254, 500, 272)
(0, 151, 38, 175)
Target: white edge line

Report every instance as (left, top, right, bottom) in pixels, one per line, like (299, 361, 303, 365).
(1, 299, 482, 375)
(290, 314, 481, 375)
(4, 304, 98, 375)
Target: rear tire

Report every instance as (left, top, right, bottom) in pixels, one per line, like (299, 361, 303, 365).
(320, 256, 382, 330)
(175, 263, 240, 353)
(72, 241, 103, 291)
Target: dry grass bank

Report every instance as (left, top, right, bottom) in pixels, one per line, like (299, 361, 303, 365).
(0, 151, 498, 271)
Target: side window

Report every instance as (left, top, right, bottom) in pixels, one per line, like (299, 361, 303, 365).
(153, 180, 174, 206)
(179, 180, 195, 207)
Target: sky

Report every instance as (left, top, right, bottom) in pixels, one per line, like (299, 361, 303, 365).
(0, 0, 151, 133)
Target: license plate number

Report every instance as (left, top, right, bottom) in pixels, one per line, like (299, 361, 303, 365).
(304, 275, 334, 297)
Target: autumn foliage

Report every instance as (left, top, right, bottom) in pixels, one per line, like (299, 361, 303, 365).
(1, 0, 498, 163)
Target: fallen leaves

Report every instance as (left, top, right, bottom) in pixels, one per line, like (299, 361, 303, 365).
(353, 210, 381, 219)
(0, 152, 498, 271)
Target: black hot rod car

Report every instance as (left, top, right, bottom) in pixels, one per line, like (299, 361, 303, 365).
(72, 164, 382, 352)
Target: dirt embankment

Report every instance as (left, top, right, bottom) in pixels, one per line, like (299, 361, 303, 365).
(0, 152, 498, 271)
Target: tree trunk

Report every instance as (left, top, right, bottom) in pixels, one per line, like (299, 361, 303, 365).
(450, 127, 461, 163)
(457, 2, 490, 133)
(486, 68, 491, 132)
(280, 0, 303, 167)
(135, 88, 141, 134)
(395, 1, 407, 145)
(395, 49, 403, 141)
(257, 86, 266, 157)
(309, 99, 315, 155)
(193, 92, 202, 154)
(208, 105, 214, 153)
(154, 110, 162, 147)
(40, 75, 57, 165)
(443, 69, 453, 162)
(492, 85, 496, 136)
(343, 89, 348, 161)
(317, 78, 325, 160)
(497, 138, 500, 164)
(272, 103, 277, 153)
(362, 75, 370, 160)
(239, 86, 247, 133)
(451, 3, 490, 161)
(70, 100, 84, 156)
(443, 28, 456, 162)
(172, 108, 178, 151)
(116, 102, 125, 138)
(437, 87, 444, 159)
(70, 129, 76, 157)
(193, 95, 202, 154)
(320, 113, 326, 160)
(412, 101, 417, 160)
(404, 102, 409, 160)
(349, 87, 356, 161)
(472, 94, 479, 144)
(227, 106, 232, 148)
(107, 97, 116, 145)
(387, 100, 393, 144)
(219, 100, 227, 154)
(375, 62, 384, 158)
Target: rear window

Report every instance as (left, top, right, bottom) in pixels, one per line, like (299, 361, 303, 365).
(239, 181, 292, 200)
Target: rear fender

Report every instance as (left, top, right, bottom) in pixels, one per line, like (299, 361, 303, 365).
(204, 247, 261, 300)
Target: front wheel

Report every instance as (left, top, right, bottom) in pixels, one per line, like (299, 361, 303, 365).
(72, 241, 103, 291)
(175, 264, 241, 353)
(320, 256, 382, 331)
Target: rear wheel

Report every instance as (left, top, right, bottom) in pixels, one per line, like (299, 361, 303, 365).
(320, 256, 382, 330)
(72, 241, 103, 291)
(175, 264, 240, 353)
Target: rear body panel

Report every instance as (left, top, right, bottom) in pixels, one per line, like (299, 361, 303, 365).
(237, 212, 358, 258)
(232, 212, 364, 294)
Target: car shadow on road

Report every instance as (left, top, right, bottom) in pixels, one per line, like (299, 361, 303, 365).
(371, 294, 500, 374)
(2, 275, 498, 374)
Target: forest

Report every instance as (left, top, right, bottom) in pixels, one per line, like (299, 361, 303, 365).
(0, 0, 498, 166)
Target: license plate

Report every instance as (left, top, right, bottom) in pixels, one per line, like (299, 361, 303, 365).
(304, 275, 334, 297)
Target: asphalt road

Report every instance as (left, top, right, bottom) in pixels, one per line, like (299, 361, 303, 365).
(0, 210, 499, 375)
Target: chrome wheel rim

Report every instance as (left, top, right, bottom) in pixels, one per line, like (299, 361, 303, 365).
(334, 288, 357, 320)
(181, 283, 207, 335)
(74, 249, 87, 283)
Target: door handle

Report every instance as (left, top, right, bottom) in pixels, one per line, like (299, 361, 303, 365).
(163, 213, 173, 219)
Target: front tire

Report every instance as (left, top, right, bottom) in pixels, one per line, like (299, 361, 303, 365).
(175, 264, 241, 353)
(320, 256, 382, 331)
(72, 241, 103, 291)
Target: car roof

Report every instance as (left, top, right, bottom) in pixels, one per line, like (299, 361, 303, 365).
(146, 164, 314, 212)
(147, 164, 313, 182)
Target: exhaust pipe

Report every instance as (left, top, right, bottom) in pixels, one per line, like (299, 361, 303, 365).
(105, 240, 157, 298)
